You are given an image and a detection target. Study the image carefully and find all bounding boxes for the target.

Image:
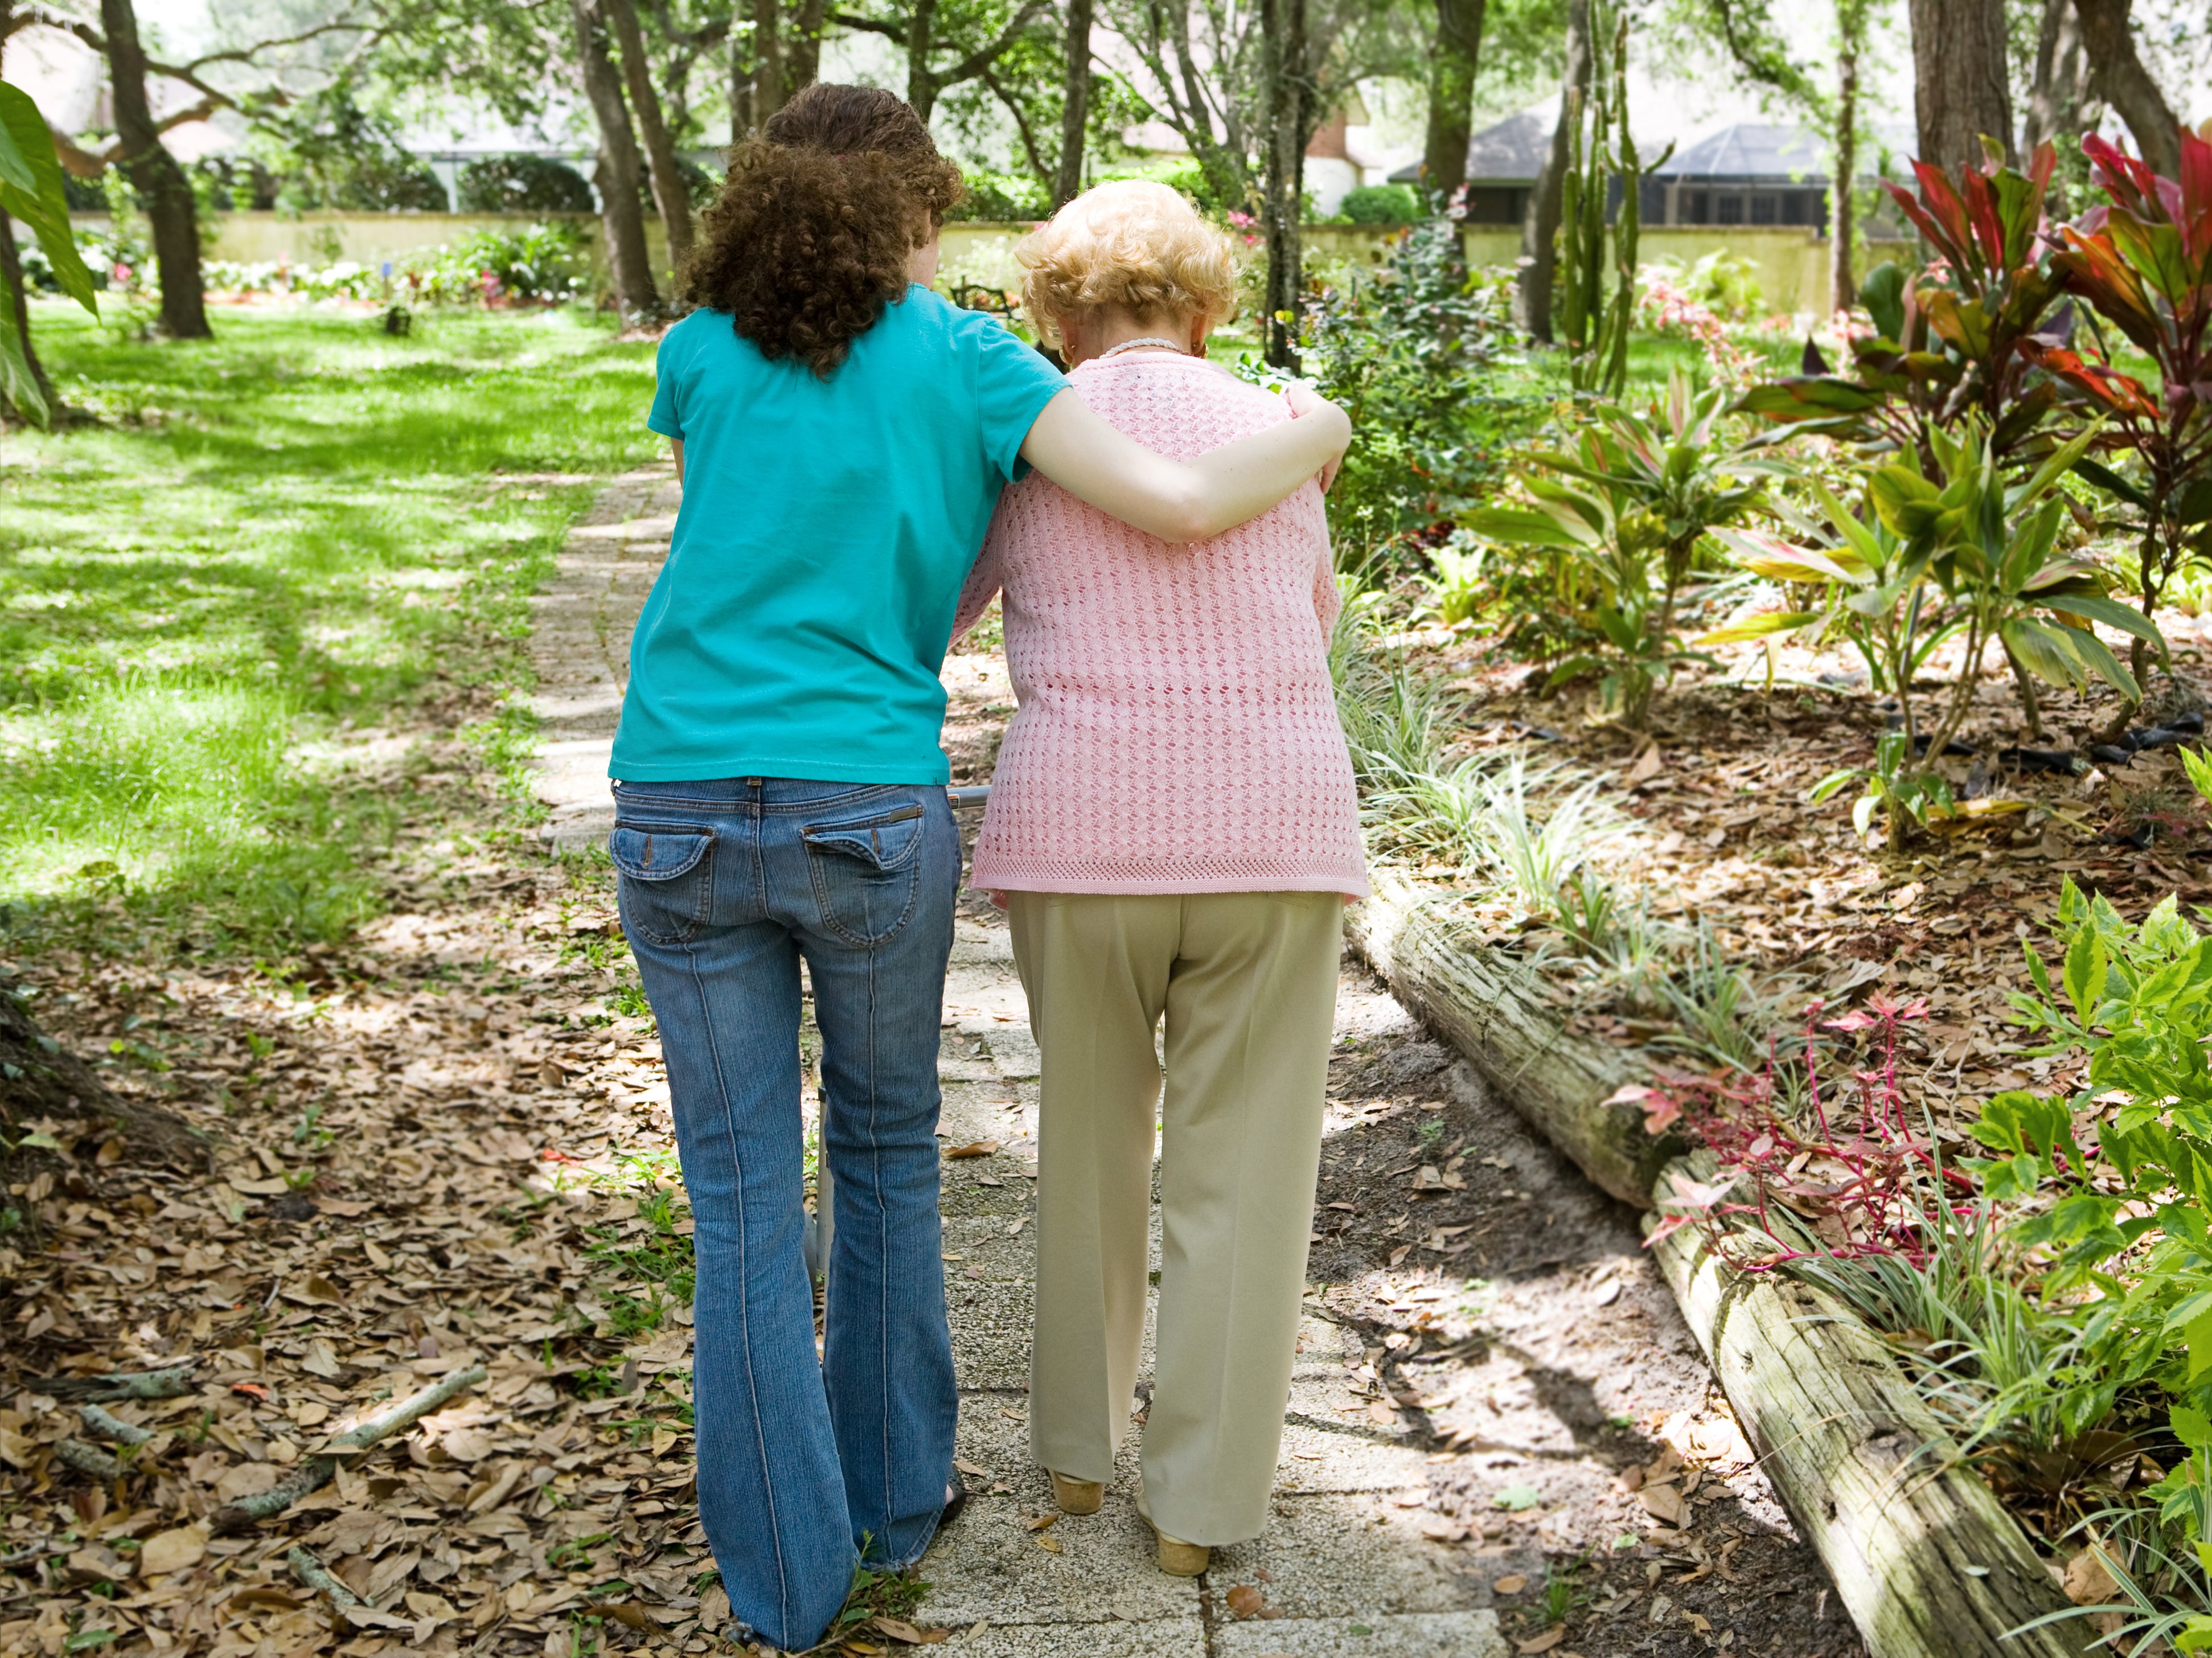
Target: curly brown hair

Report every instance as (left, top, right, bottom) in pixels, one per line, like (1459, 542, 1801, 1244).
(683, 85, 964, 377)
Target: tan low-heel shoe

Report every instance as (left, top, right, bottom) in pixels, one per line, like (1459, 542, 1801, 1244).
(1049, 1472, 1103, 1515)
(1151, 1528, 1210, 1577)
(1133, 1483, 1210, 1576)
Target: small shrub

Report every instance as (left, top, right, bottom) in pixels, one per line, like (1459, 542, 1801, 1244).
(457, 154, 596, 215)
(1297, 222, 1530, 568)
(1337, 184, 1420, 225)
(946, 171, 1051, 222)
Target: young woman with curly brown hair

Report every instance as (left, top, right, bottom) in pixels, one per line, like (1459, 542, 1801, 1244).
(606, 84, 1351, 1651)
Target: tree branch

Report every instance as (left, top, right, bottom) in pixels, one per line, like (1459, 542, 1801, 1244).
(979, 60, 1051, 182)
(644, 0, 728, 52)
(828, 10, 906, 38)
(939, 0, 1045, 89)
(176, 16, 376, 76)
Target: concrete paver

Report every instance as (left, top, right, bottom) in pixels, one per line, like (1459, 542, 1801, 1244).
(527, 469, 678, 851)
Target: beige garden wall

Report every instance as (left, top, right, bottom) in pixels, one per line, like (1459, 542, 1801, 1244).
(68, 211, 1856, 318)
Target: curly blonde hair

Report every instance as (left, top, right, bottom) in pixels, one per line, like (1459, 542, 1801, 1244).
(1017, 181, 1241, 349)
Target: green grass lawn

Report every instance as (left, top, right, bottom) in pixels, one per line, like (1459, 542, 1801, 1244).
(0, 303, 660, 955)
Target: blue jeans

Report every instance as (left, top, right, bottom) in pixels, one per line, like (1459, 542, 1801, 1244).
(610, 777, 961, 1652)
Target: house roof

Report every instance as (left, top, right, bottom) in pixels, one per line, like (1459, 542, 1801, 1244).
(1654, 122, 1827, 180)
(1386, 109, 1554, 186)
(1392, 113, 1918, 188)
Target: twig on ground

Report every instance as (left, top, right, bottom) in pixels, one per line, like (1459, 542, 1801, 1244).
(51, 1439, 122, 1480)
(0, 1541, 65, 1569)
(210, 1364, 487, 1533)
(288, 1545, 363, 1607)
(31, 1361, 198, 1402)
(79, 1403, 152, 1446)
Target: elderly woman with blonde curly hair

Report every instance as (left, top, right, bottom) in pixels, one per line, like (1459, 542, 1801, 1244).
(953, 180, 1368, 1577)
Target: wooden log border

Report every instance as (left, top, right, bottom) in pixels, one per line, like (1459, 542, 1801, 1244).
(1344, 865, 2087, 1658)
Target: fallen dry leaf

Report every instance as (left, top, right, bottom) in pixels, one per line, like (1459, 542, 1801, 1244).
(2063, 1545, 2120, 1606)
(138, 1524, 207, 1576)
(1492, 1574, 1528, 1594)
(1225, 1583, 1266, 1617)
(1639, 1484, 1687, 1526)
(873, 1616, 950, 1644)
(1517, 1628, 1566, 1654)
(944, 1139, 1000, 1159)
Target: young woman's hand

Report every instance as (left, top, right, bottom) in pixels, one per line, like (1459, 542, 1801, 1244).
(1282, 381, 1349, 493)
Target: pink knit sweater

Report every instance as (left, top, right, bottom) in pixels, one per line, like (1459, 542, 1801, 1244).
(952, 353, 1369, 897)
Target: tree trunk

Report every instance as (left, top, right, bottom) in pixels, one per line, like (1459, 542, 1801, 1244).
(1516, 0, 1590, 344)
(100, 0, 210, 340)
(905, 0, 940, 122)
(1344, 868, 1679, 1207)
(728, 22, 754, 139)
(1907, 0, 2016, 171)
(2025, 0, 2092, 157)
(786, 0, 827, 97)
(1420, 0, 1485, 207)
(605, 0, 693, 272)
(2072, 0, 2181, 178)
(1054, 0, 1091, 207)
(1829, 35, 1857, 314)
(573, 0, 662, 318)
(1258, 0, 1304, 371)
(0, 229, 56, 424)
(750, 0, 783, 125)
(1652, 1188, 2091, 1658)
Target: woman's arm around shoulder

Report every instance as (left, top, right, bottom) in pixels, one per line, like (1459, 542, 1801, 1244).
(1017, 381, 1350, 544)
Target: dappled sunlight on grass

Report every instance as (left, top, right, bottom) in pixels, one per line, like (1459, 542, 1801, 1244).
(0, 304, 659, 949)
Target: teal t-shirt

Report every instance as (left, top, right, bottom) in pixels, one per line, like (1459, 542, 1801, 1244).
(613, 286, 1066, 783)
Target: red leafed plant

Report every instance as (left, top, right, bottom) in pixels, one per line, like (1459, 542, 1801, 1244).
(2024, 126, 2212, 690)
(1638, 993, 1975, 1271)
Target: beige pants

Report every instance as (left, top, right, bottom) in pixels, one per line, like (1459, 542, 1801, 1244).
(1007, 890, 1343, 1546)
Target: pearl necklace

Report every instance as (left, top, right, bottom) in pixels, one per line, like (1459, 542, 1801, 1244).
(1097, 336, 1189, 359)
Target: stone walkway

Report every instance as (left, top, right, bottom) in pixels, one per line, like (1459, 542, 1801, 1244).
(526, 479, 1509, 1656)
(932, 933, 1508, 1658)
(527, 466, 682, 853)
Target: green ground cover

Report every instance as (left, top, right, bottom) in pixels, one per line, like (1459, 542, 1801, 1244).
(0, 305, 659, 955)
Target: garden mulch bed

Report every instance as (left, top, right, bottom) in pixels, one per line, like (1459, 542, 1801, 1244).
(0, 721, 716, 1656)
(1391, 612, 2212, 1131)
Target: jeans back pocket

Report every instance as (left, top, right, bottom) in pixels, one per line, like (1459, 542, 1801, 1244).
(803, 803, 924, 946)
(610, 822, 715, 945)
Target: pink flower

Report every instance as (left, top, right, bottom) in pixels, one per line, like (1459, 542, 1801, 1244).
(112, 262, 131, 283)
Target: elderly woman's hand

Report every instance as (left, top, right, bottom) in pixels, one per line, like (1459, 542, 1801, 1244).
(1282, 380, 1349, 494)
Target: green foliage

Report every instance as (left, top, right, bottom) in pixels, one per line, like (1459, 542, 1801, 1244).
(0, 308, 659, 955)
(1298, 225, 1534, 567)
(1967, 875, 2212, 1423)
(457, 154, 595, 215)
(1336, 184, 1419, 225)
(1557, 0, 1666, 399)
(0, 77, 99, 426)
(248, 84, 450, 213)
(1415, 538, 1485, 627)
(946, 170, 1053, 222)
(1462, 368, 1764, 728)
(1731, 419, 2153, 838)
(1093, 158, 1242, 221)
(1646, 250, 1762, 322)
